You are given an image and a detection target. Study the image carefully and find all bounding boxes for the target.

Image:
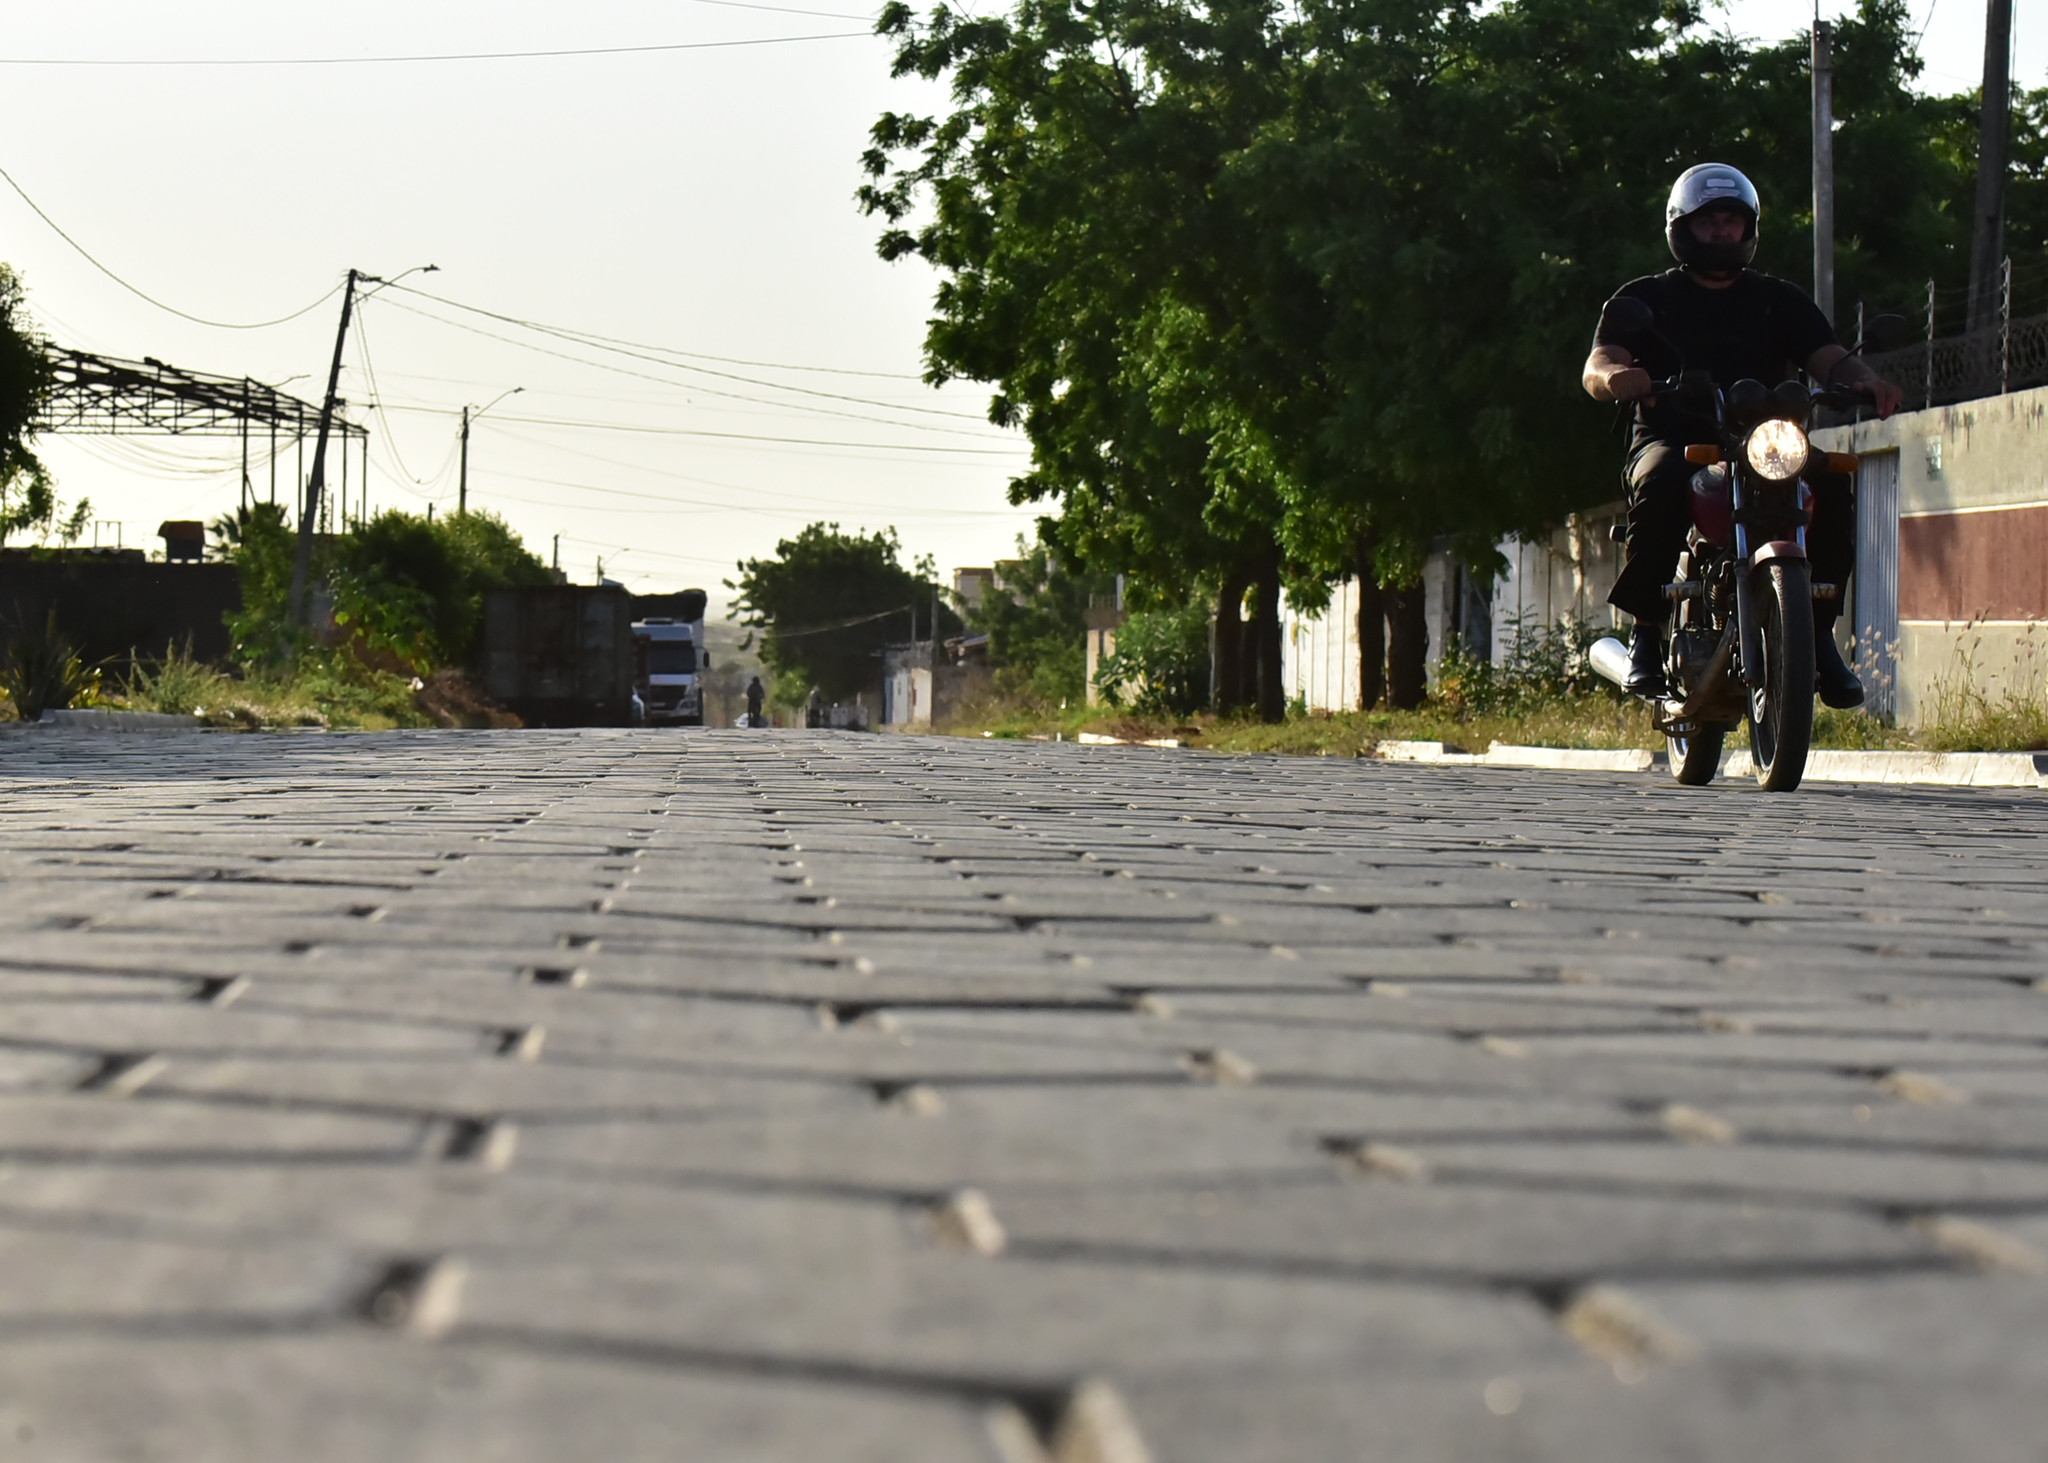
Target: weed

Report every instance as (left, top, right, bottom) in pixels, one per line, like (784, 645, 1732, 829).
(0, 610, 101, 721)
(122, 640, 232, 716)
(1921, 620, 2048, 752)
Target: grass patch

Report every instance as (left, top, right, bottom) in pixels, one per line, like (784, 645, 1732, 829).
(1916, 629, 2048, 752)
(941, 693, 1955, 758)
(109, 644, 436, 730)
(940, 692, 1660, 755)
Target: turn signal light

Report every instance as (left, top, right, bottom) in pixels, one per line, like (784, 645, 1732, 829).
(1684, 445, 1722, 465)
(1825, 452, 1860, 472)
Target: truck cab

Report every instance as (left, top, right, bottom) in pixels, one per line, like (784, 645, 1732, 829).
(632, 617, 707, 726)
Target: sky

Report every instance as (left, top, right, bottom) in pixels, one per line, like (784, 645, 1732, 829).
(1, 2, 2039, 613)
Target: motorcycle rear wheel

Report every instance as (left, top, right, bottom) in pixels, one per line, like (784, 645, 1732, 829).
(1668, 727, 1726, 785)
(1747, 559, 1815, 791)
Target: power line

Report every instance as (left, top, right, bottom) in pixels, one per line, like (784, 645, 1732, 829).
(0, 32, 872, 67)
(756, 605, 918, 639)
(692, 0, 876, 19)
(480, 466, 1027, 518)
(558, 534, 735, 570)
(486, 424, 1028, 512)
(382, 282, 925, 380)
(372, 294, 999, 437)
(374, 288, 989, 426)
(372, 401, 1025, 455)
(0, 161, 343, 329)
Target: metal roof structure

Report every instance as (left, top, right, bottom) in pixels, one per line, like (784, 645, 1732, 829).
(38, 348, 367, 442)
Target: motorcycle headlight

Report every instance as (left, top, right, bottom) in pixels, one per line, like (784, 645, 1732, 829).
(1745, 419, 1809, 480)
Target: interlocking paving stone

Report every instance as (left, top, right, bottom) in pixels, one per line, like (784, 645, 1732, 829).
(3, 727, 2047, 1460)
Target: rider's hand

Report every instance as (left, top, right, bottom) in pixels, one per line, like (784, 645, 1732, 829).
(1602, 365, 1656, 403)
(1865, 377, 1904, 420)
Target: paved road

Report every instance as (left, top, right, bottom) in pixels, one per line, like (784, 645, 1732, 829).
(2, 728, 2046, 1462)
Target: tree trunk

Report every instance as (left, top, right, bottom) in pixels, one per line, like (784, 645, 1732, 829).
(1355, 532, 1385, 710)
(1212, 563, 1251, 715)
(1385, 581, 1428, 710)
(1253, 557, 1285, 724)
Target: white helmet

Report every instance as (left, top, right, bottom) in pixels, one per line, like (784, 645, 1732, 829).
(1665, 163, 1759, 272)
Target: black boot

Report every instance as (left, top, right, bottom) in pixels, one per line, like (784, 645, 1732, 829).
(1625, 620, 1667, 698)
(1814, 622, 1865, 709)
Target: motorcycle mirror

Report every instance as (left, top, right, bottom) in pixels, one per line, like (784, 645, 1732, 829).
(1600, 296, 1655, 336)
(1859, 312, 1913, 355)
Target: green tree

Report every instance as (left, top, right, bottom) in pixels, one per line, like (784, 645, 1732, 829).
(0, 266, 86, 548)
(727, 523, 959, 702)
(862, 0, 1305, 719)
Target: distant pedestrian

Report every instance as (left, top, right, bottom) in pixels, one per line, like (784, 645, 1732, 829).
(745, 675, 765, 728)
(805, 687, 824, 729)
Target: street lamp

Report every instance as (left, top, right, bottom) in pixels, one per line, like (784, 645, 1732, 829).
(355, 263, 439, 301)
(458, 386, 523, 515)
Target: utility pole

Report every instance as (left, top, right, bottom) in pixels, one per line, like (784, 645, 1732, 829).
(1967, 0, 2014, 333)
(1811, 19, 1836, 327)
(290, 269, 359, 627)
(457, 388, 518, 516)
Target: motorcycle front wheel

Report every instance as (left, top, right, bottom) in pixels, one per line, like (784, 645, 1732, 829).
(1668, 727, 1726, 785)
(1747, 559, 1815, 791)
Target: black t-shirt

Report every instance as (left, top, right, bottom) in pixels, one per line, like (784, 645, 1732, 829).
(1592, 268, 1836, 448)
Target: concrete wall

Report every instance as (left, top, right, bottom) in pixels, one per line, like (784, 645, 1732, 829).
(881, 643, 934, 729)
(1281, 578, 1363, 713)
(0, 554, 242, 670)
(480, 586, 636, 727)
(1490, 506, 1629, 653)
(1814, 384, 2048, 725)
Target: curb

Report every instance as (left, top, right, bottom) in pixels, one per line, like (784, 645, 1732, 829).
(32, 709, 208, 733)
(1371, 738, 2048, 789)
(1721, 747, 2048, 788)
(1077, 732, 1185, 749)
(1375, 740, 1659, 773)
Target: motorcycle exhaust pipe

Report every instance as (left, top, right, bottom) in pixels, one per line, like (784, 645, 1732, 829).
(1588, 636, 1634, 689)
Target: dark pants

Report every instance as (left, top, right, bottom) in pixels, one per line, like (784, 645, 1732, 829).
(1607, 440, 1853, 624)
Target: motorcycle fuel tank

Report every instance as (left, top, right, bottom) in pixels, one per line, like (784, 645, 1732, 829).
(1689, 463, 1734, 547)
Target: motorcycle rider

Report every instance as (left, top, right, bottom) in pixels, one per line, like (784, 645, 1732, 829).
(1583, 164, 1903, 702)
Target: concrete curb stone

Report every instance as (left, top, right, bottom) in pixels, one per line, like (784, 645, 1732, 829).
(1370, 737, 2048, 789)
(33, 708, 208, 732)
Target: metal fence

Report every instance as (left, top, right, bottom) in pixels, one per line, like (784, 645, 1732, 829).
(1864, 310, 2048, 409)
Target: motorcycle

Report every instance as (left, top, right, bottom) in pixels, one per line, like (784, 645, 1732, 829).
(1586, 299, 1903, 791)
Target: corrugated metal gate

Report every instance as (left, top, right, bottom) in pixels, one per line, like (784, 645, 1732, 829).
(1853, 451, 1901, 718)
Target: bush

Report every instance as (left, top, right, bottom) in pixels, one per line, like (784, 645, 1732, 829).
(1095, 601, 1211, 717)
(0, 609, 101, 721)
(1434, 613, 1611, 718)
(214, 503, 301, 665)
(216, 505, 552, 672)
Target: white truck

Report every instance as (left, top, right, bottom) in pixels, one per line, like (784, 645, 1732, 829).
(631, 600, 708, 726)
